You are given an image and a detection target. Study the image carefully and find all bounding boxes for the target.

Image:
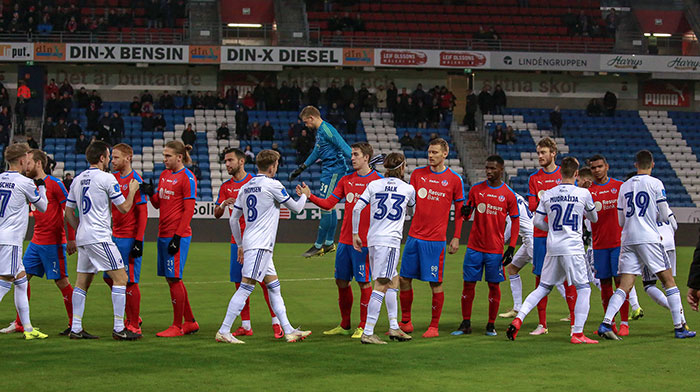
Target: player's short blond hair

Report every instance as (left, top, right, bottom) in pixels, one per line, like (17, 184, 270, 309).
(5, 143, 31, 164)
(537, 137, 557, 154)
(429, 138, 449, 153)
(300, 105, 321, 119)
(256, 149, 280, 171)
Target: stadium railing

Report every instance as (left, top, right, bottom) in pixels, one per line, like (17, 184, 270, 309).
(0, 31, 186, 44)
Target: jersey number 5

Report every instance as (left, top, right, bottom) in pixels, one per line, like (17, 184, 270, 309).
(374, 193, 405, 221)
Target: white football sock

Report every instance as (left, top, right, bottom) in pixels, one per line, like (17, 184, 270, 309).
(241, 320, 251, 330)
(603, 289, 626, 325)
(644, 284, 669, 309)
(628, 286, 640, 311)
(71, 287, 87, 333)
(271, 316, 280, 325)
(556, 283, 566, 299)
(111, 285, 126, 332)
(509, 274, 522, 311)
(665, 287, 684, 329)
(572, 285, 591, 334)
(516, 284, 551, 322)
(0, 280, 11, 302)
(219, 283, 254, 335)
(385, 288, 399, 329)
(265, 280, 294, 334)
(364, 290, 385, 336)
(13, 277, 33, 332)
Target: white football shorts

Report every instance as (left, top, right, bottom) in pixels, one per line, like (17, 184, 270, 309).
(511, 241, 533, 269)
(0, 245, 24, 277)
(540, 254, 589, 287)
(619, 243, 670, 278)
(77, 242, 125, 274)
(369, 245, 400, 281)
(242, 248, 277, 282)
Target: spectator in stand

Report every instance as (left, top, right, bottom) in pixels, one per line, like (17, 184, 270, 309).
(248, 121, 261, 141)
(549, 106, 563, 137)
(215, 91, 227, 110)
(98, 111, 111, 136)
(416, 100, 429, 129)
(603, 91, 617, 116)
(75, 87, 90, 108)
(184, 90, 194, 109)
(89, 90, 103, 109)
(413, 132, 426, 150)
(307, 81, 321, 107)
(562, 8, 577, 35)
(216, 122, 230, 140)
(153, 113, 166, 132)
(325, 81, 341, 107)
(429, 98, 441, 128)
(59, 79, 73, 97)
(253, 83, 265, 110)
(159, 91, 174, 109)
(506, 125, 517, 144)
(386, 82, 398, 113)
(393, 97, 406, 128)
(192, 91, 205, 109)
(399, 131, 414, 150)
(225, 87, 238, 109)
(478, 86, 493, 115)
(37, 13, 53, 34)
(54, 117, 67, 138)
(463, 89, 478, 131)
(405, 97, 417, 127)
(376, 85, 387, 113)
(45, 79, 59, 97)
(606, 9, 618, 38)
(412, 84, 427, 106)
(241, 92, 255, 110)
(236, 106, 249, 140)
(46, 92, 60, 119)
(182, 123, 196, 148)
(261, 120, 275, 141)
(429, 132, 440, 142)
(141, 101, 154, 117)
(326, 102, 343, 129)
(59, 91, 72, 120)
(357, 83, 370, 110)
(344, 102, 360, 134)
(289, 81, 302, 110)
(264, 81, 279, 111)
(173, 91, 185, 109)
(586, 98, 603, 117)
(146, 0, 161, 29)
(129, 96, 142, 115)
(439, 86, 455, 121)
(363, 92, 377, 112)
(492, 85, 507, 115)
(243, 145, 255, 164)
(204, 91, 217, 109)
(14, 97, 27, 134)
(26, 135, 39, 149)
(576, 10, 591, 36)
(0, 87, 9, 108)
(272, 143, 284, 166)
(63, 172, 73, 190)
(141, 89, 154, 104)
(67, 119, 82, 139)
(294, 128, 314, 165)
(492, 124, 506, 145)
(110, 112, 124, 142)
(279, 81, 291, 110)
(41, 116, 55, 139)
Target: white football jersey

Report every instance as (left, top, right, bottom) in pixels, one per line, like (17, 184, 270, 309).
(354, 177, 415, 248)
(231, 175, 306, 251)
(505, 192, 533, 245)
(617, 175, 667, 245)
(657, 212, 677, 252)
(66, 168, 125, 246)
(0, 171, 47, 246)
(536, 184, 596, 256)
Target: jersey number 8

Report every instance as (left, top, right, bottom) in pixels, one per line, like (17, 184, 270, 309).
(246, 194, 258, 222)
(374, 192, 405, 221)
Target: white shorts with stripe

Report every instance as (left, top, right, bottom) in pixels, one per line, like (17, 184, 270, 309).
(0, 245, 24, 277)
(540, 254, 589, 287)
(642, 249, 676, 281)
(242, 248, 277, 282)
(369, 245, 399, 281)
(619, 243, 669, 278)
(511, 241, 533, 269)
(77, 242, 125, 274)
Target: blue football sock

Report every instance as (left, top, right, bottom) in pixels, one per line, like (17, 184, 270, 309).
(325, 210, 337, 245)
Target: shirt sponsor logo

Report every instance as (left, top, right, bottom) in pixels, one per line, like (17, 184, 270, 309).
(441, 179, 449, 186)
(498, 195, 505, 202)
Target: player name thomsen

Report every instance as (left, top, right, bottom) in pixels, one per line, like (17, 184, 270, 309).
(0, 182, 15, 189)
(244, 186, 262, 194)
(550, 195, 578, 202)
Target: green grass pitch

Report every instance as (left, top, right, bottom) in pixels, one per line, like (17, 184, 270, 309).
(2, 243, 699, 391)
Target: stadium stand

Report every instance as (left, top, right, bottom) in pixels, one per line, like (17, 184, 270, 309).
(485, 109, 696, 207)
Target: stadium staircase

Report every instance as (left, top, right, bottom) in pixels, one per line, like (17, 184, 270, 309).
(188, 1, 221, 44)
(484, 109, 695, 207)
(274, 0, 311, 46)
(665, 111, 700, 206)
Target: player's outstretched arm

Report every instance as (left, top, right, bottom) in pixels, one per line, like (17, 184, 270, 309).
(282, 193, 307, 214)
(229, 206, 244, 246)
(115, 179, 139, 214)
(584, 207, 598, 224)
(303, 182, 340, 210)
(214, 197, 235, 219)
(30, 179, 48, 213)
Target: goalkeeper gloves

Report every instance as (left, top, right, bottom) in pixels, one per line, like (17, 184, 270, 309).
(33, 178, 45, 187)
(139, 180, 155, 197)
(130, 240, 143, 258)
(289, 164, 307, 181)
(168, 235, 181, 255)
(501, 246, 515, 267)
(461, 202, 473, 218)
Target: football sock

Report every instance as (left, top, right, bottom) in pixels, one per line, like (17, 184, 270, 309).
(0, 280, 11, 302)
(385, 288, 399, 330)
(600, 280, 613, 312)
(259, 281, 276, 318)
(487, 282, 500, 324)
(242, 320, 252, 330)
(359, 286, 372, 329)
(628, 286, 640, 311)
(619, 292, 630, 323)
(266, 280, 294, 334)
(237, 283, 251, 323)
(219, 283, 254, 335)
(14, 281, 30, 327)
(429, 291, 444, 329)
(664, 286, 684, 329)
(61, 284, 74, 324)
(461, 281, 476, 320)
(556, 283, 566, 299)
(13, 277, 32, 332)
(168, 280, 186, 328)
(364, 290, 385, 336)
(645, 284, 669, 309)
(315, 211, 332, 248)
(271, 316, 280, 325)
(603, 289, 626, 325)
(564, 282, 577, 325)
(111, 285, 126, 331)
(509, 274, 522, 311)
(71, 287, 87, 333)
(535, 276, 548, 328)
(516, 283, 552, 322)
(400, 289, 413, 323)
(103, 277, 113, 288)
(126, 283, 140, 327)
(181, 283, 195, 323)
(338, 285, 353, 330)
(325, 211, 337, 245)
(572, 285, 591, 334)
